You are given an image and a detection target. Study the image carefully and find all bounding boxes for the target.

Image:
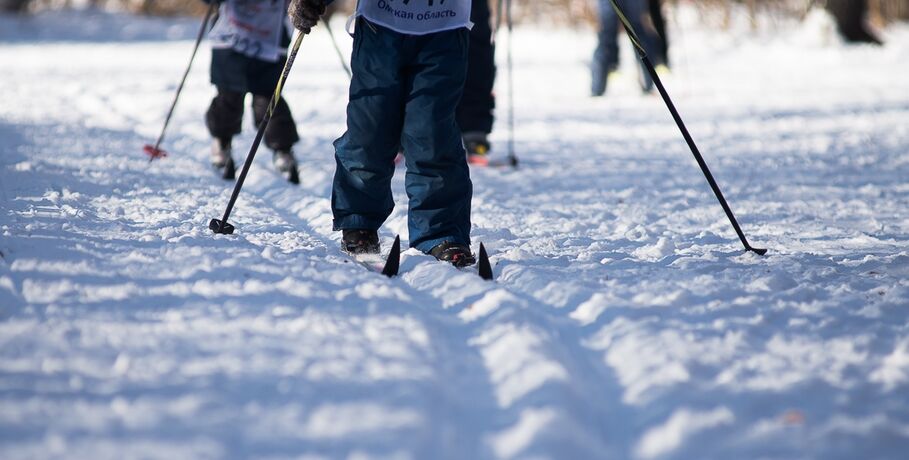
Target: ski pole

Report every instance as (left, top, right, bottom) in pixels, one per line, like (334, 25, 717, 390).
(143, 3, 216, 161)
(209, 32, 306, 235)
(504, 0, 518, 167)
(606, 0, 767, 255)
(324, 19, 352, 78)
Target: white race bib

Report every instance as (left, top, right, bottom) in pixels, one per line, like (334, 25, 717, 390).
(209, 0, 290, 62)
(357, 0, 472, 35)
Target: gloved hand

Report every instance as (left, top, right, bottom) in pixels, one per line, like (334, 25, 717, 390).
(289, 0, 326, 34)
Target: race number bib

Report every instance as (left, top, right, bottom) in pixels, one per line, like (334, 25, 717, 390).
(209, 0, 290, 62)
(357, 0, 472, 35)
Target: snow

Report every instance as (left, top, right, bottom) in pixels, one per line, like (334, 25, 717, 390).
(635, 407, 735, 459)
(2, 6, 909, 460)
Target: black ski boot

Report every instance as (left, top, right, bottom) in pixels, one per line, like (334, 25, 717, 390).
(273, 149, 300, 185)
(342, 229, 380, 255)
(429, 241, 476, 268)
(211, 138, 236, 180)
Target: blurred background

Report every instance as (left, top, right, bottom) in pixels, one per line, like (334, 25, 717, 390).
(2, 0, 908, 44)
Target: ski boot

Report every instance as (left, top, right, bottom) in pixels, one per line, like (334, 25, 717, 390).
(592, 61, 620, 97)
(429, 241, 476, 268)
(463, 132, 491, 166)
(211, 138, 236, 180)
(273, 149, 300, 185)
(342, 229, 380, 255)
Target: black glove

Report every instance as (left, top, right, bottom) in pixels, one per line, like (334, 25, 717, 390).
(289, 0, 326, 34)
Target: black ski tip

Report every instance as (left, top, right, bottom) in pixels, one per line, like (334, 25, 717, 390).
(748, 246, 768, 256)
(221, 158, 236, 181)
(478, 243, 493, 281)
(209, 218, 235, 235)
(381, 235, 401, 277)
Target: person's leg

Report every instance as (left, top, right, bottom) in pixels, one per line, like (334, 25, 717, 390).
(205, 90, 244, 146)
(456, 0, 496, 141)
(592, 0, 620, 96)
(205, 88, 243, 172)
(331, 19, 406, 232)
(206, 49, 249, 171)
(400, 28, 473, 253)
(621, 0, 661, 92)
(206, 49, 249, 146)
(251, 94, 300, 179)
(251, 95, 300, 152)
(248, 56, 300, 152)
(648, 0, 669, 67)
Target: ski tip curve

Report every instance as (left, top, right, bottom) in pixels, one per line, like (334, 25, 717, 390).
(478, 243, 493, 281)
(381, 235, 401, 278)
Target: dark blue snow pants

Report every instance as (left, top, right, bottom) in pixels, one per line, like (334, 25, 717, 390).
(332, 19, 473, 253)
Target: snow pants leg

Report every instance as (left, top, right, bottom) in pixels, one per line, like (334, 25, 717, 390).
(205, 92, 298, 151)
(205, 90, 244, 145)
(251, 96, 299, 152)
(648, 0, 669, 66)
(332, 19, 473, 253)
(456, 0, 496, 135)
(206, 49, 299, 150)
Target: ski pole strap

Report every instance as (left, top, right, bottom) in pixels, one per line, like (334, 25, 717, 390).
(265, 31, 305, 120)
(606, 0, 647, 57)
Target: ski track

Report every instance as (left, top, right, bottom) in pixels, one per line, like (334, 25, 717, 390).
(2, 9, 909, 460)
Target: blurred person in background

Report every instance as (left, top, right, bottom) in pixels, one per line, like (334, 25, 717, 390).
(591, 0, 667, 97)
(203, 0, 301, 182)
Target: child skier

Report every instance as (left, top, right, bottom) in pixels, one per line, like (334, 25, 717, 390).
(204, 0, 302, 184)
(291, 0, 477, 266)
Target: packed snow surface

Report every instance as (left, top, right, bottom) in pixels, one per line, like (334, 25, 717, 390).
(2, 8, 909, 460)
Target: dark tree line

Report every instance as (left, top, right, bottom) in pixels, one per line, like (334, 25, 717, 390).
(0, 1, 206, 14)
(0, 0, 29, 12)
(2, 0, 907, 44)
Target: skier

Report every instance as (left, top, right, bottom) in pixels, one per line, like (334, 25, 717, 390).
(203, 0, 302, 184)
(290, 0, 478, 267)
(591, 0, 666, 97)
(458, 0, 497, 165)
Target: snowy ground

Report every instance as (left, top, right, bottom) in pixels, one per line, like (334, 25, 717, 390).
(2, 7, 909, 460)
